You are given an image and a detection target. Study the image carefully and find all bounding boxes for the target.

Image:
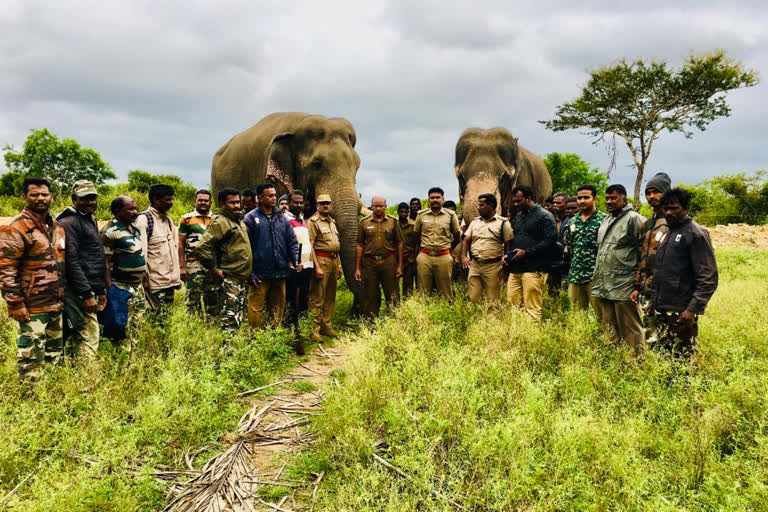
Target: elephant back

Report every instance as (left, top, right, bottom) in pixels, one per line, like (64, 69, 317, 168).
(515, 145, 552, 205)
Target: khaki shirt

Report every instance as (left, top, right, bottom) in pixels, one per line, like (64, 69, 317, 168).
(357, 215, 402, 255)
(414, 208, 460, 251)
(399, 218, 417, 262)
(308, 213, 340, 253)
(135, 207, 180, 290)
(466, 215, 514, 259)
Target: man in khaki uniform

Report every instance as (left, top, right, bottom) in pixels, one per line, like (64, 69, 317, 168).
(460, 194, 513, 303)
(354, 196, 403, 318)
(414, 187, 461, 299)
(397, 202, 417, 298)
(308, 194, 343, 342)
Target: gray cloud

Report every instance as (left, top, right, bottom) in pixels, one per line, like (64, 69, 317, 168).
(0, 0, 765, 206)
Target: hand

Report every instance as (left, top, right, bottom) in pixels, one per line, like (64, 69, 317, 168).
(83, 296, 99, 314)
(9, 306, 30, 323)
(97, 294, 107, 311)
(250, 277, 262, 288)
(354, 268, 362, 282)
(336, 266, 343, 280)
(510, 249, 526, 262)
(212, 268, 224, 280)
(314, 268, 325, 280)
(644, 303, 655, 316)
(296, 263, 303, 272)
(396, 265, 403, 278)
(460, 257, 470, 269)
(679, 310, 695, 323)
(630, 290, 640, 304)
(180, 267, 190, 281)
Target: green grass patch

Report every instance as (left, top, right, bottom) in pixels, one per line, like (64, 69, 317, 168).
(307, 248, 768, 511)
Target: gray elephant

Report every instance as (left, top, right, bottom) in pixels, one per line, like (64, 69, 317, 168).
(455, 127, 552, 226)
(211, 112, 367, 300)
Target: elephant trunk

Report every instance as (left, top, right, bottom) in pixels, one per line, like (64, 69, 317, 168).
(328, 186, 363, 298)
(461, 175, 501, 225)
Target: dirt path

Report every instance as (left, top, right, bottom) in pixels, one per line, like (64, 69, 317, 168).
(161, 341, 349, 512)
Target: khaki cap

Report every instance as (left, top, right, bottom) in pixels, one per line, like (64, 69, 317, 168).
(316, 194, 332, 203)
(72, 180, 98, 197)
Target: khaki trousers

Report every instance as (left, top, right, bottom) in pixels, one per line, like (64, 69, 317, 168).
(362, 256, 398, 318)
(468, 260, 502, 303)
(598, 298, 645, 359)
(568, 282, 603, 322)
(248, 279, 286, 329)
(416, 252, 453, 299)
(309, 256, 338, 334)
(507, 271, 546, 319)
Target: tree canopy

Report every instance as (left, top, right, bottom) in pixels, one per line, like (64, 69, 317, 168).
(540, 50, 758, 203)
(543, 152, 608, 197)
(3, 128, 116, 193)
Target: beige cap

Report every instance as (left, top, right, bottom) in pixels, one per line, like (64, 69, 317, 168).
(316, 194, 332, 203)
(72, 180, 98, 197)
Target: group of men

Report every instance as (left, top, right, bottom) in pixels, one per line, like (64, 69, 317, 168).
(0, 172, 719, 383)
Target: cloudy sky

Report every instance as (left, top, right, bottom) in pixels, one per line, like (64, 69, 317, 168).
(1, 1, 765, 204)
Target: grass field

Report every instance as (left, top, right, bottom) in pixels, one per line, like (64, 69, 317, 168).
(1, 249, 766, 510)
(303, 248, 768, 511)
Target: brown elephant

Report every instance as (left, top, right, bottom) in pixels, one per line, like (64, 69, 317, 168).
(455, 127, 552, 226)
(211, 112, 367, 300)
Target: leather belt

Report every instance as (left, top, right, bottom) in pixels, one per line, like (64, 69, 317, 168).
(472, 256, 502, 264)
(365, 251, 394, 261)
(420, 248, 451, 257)
(315, 250, 338, 259)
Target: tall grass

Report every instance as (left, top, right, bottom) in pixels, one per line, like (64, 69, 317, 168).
(306, 248, 768, 511)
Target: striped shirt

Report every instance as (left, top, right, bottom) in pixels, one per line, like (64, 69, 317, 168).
(101, 219, 147, 285)
(284, 211, 313, 268)
(178, 210, 211, 269)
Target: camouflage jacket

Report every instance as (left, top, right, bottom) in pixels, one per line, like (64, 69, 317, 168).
(634, 213, 668, 295)
(0, 208, 66, 314)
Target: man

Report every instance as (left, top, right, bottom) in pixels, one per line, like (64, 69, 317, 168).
(409, 197, 421, 221)
(397, 202, 418, 298)
(241, 189, 258, 214)
(543, 196, 555, 216)
(630, 172, 672, 341)
(414, 187, 461, 299)
(564, 185, 606, 318)
(504, 185, 557, 319)
(178, 189, 215, 316)
(56, 180, 107, 359)
(565, 197, 578, 216)
(284, 189, 313, 354)
(244, 183, 299, 329)
(308, 194, 343, 342)
(547, 191, 571, 296)
(592, 184, 646, 360)
(278, 195, 290, 213)
(355, 196, 403, 318)
(102, 196, 147, 349)
(135, 184, 181, 313)
(460, 193, 513, 304)
(196, 188, 253, 333)
(0, 177, 66, 382)
(443, 200, 457, 213)
(649, 188, 718, 357)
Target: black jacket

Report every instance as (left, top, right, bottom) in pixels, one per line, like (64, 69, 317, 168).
(57, 207, 106, 298)
(651, 216, 718, 314)
(508, 204, 558, 273)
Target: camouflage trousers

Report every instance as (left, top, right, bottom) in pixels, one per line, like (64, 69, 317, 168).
(185, 269, 219, 318)
(113, 282, 148, 351)
(653, 310, 699, 358)
(16, 312, 64, 382)
(63, 288, 100, 360)
(219, 277, 247, 332)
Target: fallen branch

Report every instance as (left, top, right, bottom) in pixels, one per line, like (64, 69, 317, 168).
(236, 380, 288, 398)
(0, 462, 41, 507)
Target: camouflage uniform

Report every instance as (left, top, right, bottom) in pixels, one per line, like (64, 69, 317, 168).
(196, 209, 252, 332)
(0, 208, 66, 381)
(101, 218, 149, 350)
(179, 210, 217, 316)
(634, 213, 668, 343)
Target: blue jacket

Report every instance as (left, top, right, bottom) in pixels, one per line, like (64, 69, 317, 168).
(244, 208, 299, 281)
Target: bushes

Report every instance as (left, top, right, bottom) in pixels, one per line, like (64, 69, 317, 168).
(686, 171, 768, 226)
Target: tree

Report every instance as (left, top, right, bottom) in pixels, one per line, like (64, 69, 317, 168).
(3, 128, 116, 193)
(543, 152, 608, 196)
(541, 50, 758, 204)
(127, 169, 199, 204)
(686, 171, 768, 226)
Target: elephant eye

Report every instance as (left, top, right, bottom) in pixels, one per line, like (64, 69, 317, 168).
(311, 158, 323, 170)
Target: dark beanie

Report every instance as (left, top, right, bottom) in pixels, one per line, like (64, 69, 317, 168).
(646, 172, 671, 194)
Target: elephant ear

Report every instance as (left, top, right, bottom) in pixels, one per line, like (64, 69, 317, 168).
(266, 133, 296, 198)
(498, 137, 520, 218)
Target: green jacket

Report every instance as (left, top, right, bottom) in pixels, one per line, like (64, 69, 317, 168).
(196, 209, 252, 281)
(591, 204, 646, 301)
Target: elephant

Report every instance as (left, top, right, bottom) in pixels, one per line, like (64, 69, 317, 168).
(211, 112, 366, 301)
(455, 127, 552, 227)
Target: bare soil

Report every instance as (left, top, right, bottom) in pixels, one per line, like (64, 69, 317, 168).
(708, 224, 768, 251)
